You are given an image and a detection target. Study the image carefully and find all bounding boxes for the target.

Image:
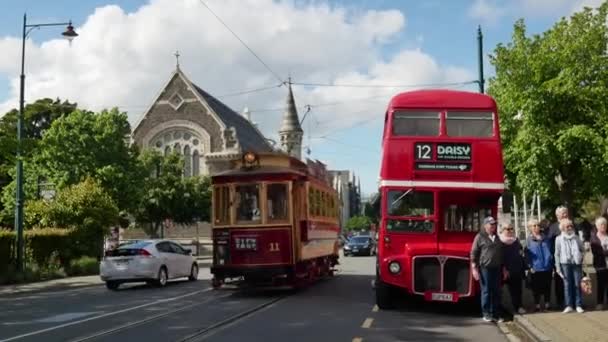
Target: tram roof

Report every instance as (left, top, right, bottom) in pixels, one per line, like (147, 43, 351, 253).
(388, 89, 496, 110)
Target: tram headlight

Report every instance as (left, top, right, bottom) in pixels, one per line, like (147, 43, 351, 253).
(388, 261, 401, 274)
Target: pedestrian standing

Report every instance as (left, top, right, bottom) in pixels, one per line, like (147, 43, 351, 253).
(555, 218, 585, 313)
(499, 223, 526, 314)
(525, 219, 553, 311)
(589, 217, 608, 310)
(471, 216, 505, 323)
(547, 206, 568, 309)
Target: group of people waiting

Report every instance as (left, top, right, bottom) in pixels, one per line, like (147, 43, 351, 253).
(470, 206, 608, 323)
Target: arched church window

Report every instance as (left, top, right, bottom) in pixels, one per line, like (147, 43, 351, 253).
(164, 146, 171, 156)
(174, 143, 181, 155)
(184, 145, 192, 177)
(193, 150, 200, 176)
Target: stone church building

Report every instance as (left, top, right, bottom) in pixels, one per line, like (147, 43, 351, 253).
(132, 65, 273, 176)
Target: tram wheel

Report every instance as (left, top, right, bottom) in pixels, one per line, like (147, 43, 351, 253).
(375, 278, 394, 310)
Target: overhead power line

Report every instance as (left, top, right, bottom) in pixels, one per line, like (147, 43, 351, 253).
(216, 83, 283, 98)
(291, 80, 478, 88)
(198, 0, 284, 84)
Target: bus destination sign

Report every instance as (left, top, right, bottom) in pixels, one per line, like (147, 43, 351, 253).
(414, 142, 472, 172)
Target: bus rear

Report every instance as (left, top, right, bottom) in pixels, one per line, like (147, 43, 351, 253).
(375, 89, 504, 309)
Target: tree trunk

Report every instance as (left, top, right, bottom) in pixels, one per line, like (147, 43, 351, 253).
(559, 182, 576, 218)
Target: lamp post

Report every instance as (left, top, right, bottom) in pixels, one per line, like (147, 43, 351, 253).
(15, 14, 78, 272)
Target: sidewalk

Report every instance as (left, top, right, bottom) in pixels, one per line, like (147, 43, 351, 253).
(514, 310, 608, 342)
(0, 256, 213, 296)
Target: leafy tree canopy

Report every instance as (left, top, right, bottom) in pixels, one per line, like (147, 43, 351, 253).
(488, 3, 608, 215)
(345, 215, 372, 232)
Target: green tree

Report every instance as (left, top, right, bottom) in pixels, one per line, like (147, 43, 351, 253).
(0, 99, 78, 222)
(133, 150, 211, 238)
(363, 193, 381, 224)
(25, 178, 119, 259)
(488, 3, 608, 216)
(345, 215, 372, 232)
(31, 108, 139, 211)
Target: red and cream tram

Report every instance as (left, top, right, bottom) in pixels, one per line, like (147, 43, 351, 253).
(210, 152, 340, 288)
(375, 89, 505, 308)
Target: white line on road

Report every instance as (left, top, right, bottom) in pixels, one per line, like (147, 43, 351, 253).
(352, 338, 363, 342)
(372, 305, 378, 312)
(361, 318, 374, 329)
(0, 287, 212, 342)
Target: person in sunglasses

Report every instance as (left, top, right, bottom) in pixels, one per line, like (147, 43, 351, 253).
(555, 218, 585, 313)
(500, 222, 526, 314)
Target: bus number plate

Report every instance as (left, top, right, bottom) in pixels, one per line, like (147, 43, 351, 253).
(431, 293, 453, 302)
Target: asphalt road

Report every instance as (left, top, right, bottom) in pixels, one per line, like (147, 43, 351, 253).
(0, 254, 509, 342)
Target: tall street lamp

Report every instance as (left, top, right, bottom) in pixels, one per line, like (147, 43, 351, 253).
(15, 14, 78, 272)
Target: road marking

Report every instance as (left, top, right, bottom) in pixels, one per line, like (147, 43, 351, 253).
(0, 287, 212, 342)
(372, 305, 378, 312)
(36, 312, 101, 323)
(361, 317, 374, 329)
(352, 338, 363, 342)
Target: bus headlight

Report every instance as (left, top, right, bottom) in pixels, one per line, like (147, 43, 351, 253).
(389, 261, 401, 274)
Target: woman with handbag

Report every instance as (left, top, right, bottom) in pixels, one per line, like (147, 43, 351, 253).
(525, 219, 553, 311)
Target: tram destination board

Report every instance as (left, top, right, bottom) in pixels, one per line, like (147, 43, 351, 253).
(414, 143, 472, 161)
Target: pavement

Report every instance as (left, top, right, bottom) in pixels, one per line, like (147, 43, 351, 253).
(0, 256, 212, 296)
(513, 310, 608, 342)
(0, 252, 510, 342)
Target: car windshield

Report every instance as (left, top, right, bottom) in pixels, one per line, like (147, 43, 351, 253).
(350, 237, 370, 244)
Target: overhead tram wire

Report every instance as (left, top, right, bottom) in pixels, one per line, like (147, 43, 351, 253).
(197, 0, 284, 85)
(290, 80, 477, 89)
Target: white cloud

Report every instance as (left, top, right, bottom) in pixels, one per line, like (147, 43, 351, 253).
(468, 0, 507, 25)
(0, 0, 472, 140)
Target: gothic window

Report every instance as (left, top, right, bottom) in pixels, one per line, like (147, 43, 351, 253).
(193, 150, 200, 176)
(184, 145, 192, 177)
(164, 146, 171, 156)
(174, 143, 181, 155)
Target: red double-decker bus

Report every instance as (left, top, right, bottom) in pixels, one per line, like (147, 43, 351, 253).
(375, 89, 505, 309)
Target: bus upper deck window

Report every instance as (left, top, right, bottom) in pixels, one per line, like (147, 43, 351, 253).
(446, 112, 493, 137)
(392, 111, 440, 136)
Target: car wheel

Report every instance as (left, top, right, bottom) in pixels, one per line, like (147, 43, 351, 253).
(106, 281, 120, 291)
(188, 263, 199, 281)
(155, 266, 168, 287)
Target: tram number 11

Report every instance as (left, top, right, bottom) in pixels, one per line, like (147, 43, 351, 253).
(269, 242, 280, 252)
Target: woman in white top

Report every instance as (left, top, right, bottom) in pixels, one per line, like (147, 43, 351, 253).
(554, 218, 585, 313)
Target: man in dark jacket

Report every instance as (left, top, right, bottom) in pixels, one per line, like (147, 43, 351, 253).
(471, 216, 505, 322)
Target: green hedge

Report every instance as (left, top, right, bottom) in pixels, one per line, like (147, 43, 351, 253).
(0, 229, 14, 273)
(26, 228, 70, 267)
(66, 256, 99, 276)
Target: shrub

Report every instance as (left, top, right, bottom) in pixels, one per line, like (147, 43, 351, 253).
(25, 228, 69, 267)
(0, 229, 14, 273)
(66, 256, 99, 277)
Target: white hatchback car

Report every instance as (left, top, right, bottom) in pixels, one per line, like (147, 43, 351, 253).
(100, 240, 198, 290)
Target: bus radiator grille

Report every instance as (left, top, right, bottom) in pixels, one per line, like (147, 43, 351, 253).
(414, 257, 440, 293)
(443, 258, 470, 295)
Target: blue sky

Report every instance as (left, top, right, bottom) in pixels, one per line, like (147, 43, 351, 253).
(0, 0, 602, 198)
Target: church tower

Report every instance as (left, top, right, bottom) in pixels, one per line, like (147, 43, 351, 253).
(279, 82, 303, 159)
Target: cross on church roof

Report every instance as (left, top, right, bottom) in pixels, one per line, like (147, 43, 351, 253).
(174, 50, 180, 68)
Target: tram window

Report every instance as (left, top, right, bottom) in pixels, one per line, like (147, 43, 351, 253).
(392, 111, 440, 136)
(446, 112, 493, 137)
(321, 192, 328, 217)
(387, 219, 434, 233)
(214, 186, 230, 225)
(387, 190, 434, 217)
(444, 206, 493, 232)
(267, 183, 288, 222)
(235, 184, 261, 224)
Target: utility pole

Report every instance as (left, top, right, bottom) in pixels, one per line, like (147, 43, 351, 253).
(477, 25, 485, 94)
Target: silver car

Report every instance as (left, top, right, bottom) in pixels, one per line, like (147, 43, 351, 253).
(100, 240, 198, 290)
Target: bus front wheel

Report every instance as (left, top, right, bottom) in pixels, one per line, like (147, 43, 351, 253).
(375, 278, 394, 310)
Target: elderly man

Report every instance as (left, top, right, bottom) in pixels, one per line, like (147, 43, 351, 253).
(547, 205, 568, 309)
(471, 216, 505, 323)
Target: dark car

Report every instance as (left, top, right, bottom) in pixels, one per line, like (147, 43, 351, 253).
(343, 236, 376, 256)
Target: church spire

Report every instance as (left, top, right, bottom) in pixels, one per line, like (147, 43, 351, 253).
(279, 79, 303, 159)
